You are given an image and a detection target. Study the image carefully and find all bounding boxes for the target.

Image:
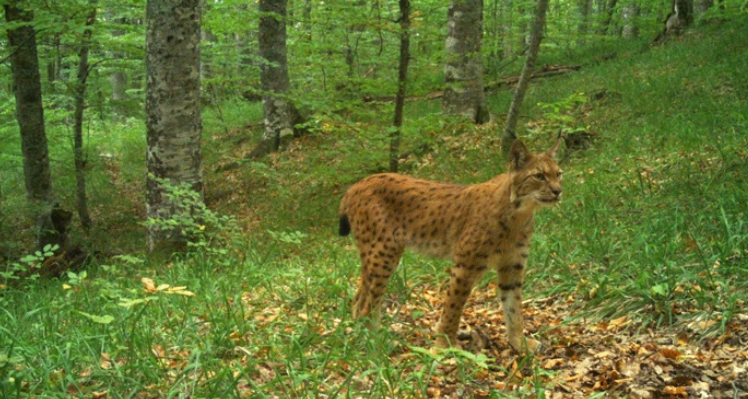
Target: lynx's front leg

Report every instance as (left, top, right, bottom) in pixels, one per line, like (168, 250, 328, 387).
(498, 261, 541, 354)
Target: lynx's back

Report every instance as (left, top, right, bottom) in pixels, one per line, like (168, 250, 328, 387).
(339, 139, 562, 352)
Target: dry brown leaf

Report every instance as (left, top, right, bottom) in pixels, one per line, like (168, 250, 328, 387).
(661, 348, 682, 360)
(630, 387, 652, 398)
(662, 385, 687, 396)
(100, 353, 113, 369)
(543, 358, 566, 369)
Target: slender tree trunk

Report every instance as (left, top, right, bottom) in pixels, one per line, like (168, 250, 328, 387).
(145, 0, 203, 252)
(389, 0, 410, 173)
(4, 1, 64, 251)
(442, 0, 490, 124)
(577, 0, 592, 44)
(73, 4, 96, 233)
(501, 0, 515, 58)
(109, 17, 128, 115)
(501, 0, 550, 154)
(597, 0, 619, 35)
(302, 0, 312, 40)
(250, 0, 305, 159)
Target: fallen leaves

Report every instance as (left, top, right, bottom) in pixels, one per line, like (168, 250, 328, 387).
(369, 282, 748, 398)
(141, 277, 195, 296)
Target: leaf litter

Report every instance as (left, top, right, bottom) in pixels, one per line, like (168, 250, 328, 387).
(231, 280, 747, 398)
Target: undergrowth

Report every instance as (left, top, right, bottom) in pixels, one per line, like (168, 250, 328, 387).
(2, 19, 748, 398)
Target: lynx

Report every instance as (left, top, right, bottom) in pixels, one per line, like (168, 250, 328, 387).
(338, 140, 562, 352)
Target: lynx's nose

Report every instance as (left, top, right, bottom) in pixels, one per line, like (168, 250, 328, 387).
(551, 186, 562, 197)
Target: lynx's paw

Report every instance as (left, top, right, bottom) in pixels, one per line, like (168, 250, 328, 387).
(433, 334, 461, 350)
(510, 337, 542, 355)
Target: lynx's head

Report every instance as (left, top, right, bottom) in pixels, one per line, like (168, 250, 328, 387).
(508, 139, 563, 207)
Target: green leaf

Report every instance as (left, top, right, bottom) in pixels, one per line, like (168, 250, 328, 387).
(651, 283, 668, 297)
(77, 311, 115, 324)
(118, 297, 153, 308)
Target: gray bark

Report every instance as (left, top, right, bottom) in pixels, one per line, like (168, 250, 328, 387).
(442, 0, 490, 124)
(622, 3, 640, 38)
(109, 17, 128, 104)
(4, 1, 62, 251)
(145, 0, 204, 252)
(500, 0, 550, 154)
(73, 5, 96, 232)
(666, 0, 694, 34)
(250, 0, 305, 159)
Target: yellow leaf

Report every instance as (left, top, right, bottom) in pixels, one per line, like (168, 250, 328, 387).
(156, 284, 171, 291)
(166, 286, 195, 296)
(141, 277, 156, 292)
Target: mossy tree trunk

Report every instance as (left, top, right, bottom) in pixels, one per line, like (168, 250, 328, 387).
(145, 0, 203, 252)
(4, 1, 65, 251)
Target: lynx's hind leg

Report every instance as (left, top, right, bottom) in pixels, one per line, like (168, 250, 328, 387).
(435, 260, 487, 349)
(352, 238, 404, 323)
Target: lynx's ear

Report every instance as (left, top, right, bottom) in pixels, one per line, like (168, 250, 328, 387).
(509, 140, 532, 171)
(546, 139, 561, 161)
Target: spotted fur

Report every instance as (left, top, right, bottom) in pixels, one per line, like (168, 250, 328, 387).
(339, 140, 563, 352)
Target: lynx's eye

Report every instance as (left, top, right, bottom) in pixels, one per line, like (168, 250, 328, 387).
(534, 173, 546, 181)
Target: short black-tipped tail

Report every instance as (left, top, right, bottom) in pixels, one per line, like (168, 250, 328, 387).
(339, 214, 351, 236)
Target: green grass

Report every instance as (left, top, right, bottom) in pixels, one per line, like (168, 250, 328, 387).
(2, 18, 748, 397)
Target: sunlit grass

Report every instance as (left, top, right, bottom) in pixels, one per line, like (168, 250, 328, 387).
(2, 19, 748, 397)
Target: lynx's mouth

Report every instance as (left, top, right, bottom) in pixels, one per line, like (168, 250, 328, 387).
(538, 196, 560, 205)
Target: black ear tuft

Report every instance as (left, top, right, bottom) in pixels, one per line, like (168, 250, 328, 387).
(509, 140, 532, 171)
(546, 139, 561, 161)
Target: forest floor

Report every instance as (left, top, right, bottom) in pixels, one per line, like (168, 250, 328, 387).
(390, 285, 747, 398)
(232, 279, 748, 399)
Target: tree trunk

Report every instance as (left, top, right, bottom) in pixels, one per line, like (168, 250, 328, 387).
(622, 3, 640, 38)
(577, 0, 592, 44)
(665, 0, 694, 35)
(389, 0, 411, 173)
(4, 1, 63, 251)
(109, 17, 128, 112)
(501, 0, 515, 58)
(442, 0, 490, 124)
(500, 0, 550, 154)
(73, 4, 96, 233)
(597, 0, 619, 35)
(694, 0, 713, 16)
(145, 0, 204, 253)
(250, 0, 306, 159)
